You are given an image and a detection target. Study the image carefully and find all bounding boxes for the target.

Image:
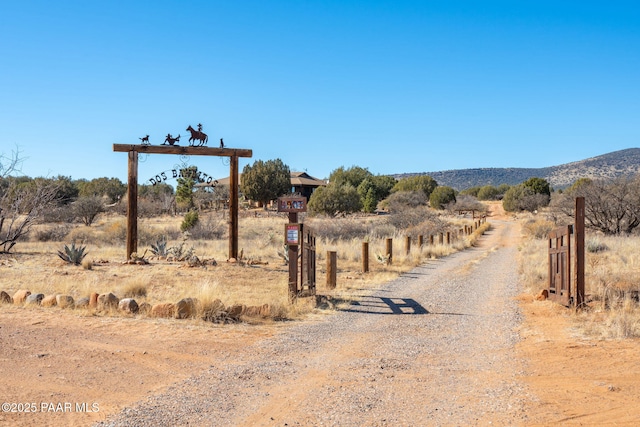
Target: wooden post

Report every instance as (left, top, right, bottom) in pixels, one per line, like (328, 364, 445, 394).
(418, 235, 423, 248)
(405, 236, 411, 255)
(438, 233, 444, 245)
(575, 197, 585, 308)
(446, 231, 451, 245)
(288, 212, 299, 301)
(362, 241, 369, 273)
(229, 155, 239, 259)
(385, 238, 393, 265)
(429, 234, 434, 245)
(126, 150, 138, 259)
(327, 251, 337, 289)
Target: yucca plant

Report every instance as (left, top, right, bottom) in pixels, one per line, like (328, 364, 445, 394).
(57, 243, 88, 265)
(150, 237, 170, 257)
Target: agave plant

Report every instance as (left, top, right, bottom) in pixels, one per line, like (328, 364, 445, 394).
(57, 243, 88, 265)
(150, 237, 170, 257)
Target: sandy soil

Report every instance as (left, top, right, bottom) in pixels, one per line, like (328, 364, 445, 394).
(1, 207, 640, 426)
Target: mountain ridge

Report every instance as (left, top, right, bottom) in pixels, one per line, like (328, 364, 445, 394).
(395, 148, 640, 190)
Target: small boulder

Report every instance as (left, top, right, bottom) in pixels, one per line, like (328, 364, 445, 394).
(259, 304, 271, 317)
(56, 295, 75, 309)
(13, 289, 31, 305)
(25, 293, 44, 306)
(89, 292, 99, 308)
(75, 297, 90, 308)
(0, 290, 13, 304)
(41, 295, 58, 307)
(119, 298, 139, 314)
(138, 302, 152, 314)
(226, 304, 245, 320)
(175, 298, 199, 319)
(97, 293, 120, 310)
(536, 289, 549, 301)
(150, 303, 175, 318)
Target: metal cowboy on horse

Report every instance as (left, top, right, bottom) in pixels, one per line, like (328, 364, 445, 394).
(186, 123, 208, 146)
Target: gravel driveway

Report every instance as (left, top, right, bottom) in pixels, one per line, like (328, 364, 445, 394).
(99, 220, 531, 426)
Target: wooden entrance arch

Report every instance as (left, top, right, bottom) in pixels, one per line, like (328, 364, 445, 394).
(113, 144, 252, 260)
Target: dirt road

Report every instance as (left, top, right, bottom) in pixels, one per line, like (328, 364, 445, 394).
(98, 219, 529, 426)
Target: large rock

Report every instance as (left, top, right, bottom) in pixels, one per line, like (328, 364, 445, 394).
(175, 298, 199, 319)
(119, 298, 139, 314)
(13, 289, 31, 305)
(56, 295, 75, 309)
(74, 297, 90, 308)
(25, 293, 44, 306)
(41, 295, 58, 307)
(150, 303, 175, 318)
(0, 291, 13, 304)
(97, 293, 120, 310)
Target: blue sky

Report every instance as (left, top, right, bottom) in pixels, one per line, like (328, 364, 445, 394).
(1, 1, 638, 185)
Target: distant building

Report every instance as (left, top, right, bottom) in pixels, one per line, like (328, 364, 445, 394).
(195, 171, 326, 206)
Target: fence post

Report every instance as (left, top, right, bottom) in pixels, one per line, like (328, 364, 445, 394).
(575, 197, 585, 308)
(327, 251, 337, 289)
(362, 242, 369, 273)
(418, 235, 423, 248)
(405, 236, 411, 255)
(386, 238, 393, 264)
(446, 231, 451, 245)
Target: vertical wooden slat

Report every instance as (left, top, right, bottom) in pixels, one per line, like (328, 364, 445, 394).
(362, 241, 369, 273)
(575, 197, 585, 308)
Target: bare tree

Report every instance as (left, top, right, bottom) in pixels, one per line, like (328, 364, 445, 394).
(0, 149, 61, 252)
(551, 176, 640, 235)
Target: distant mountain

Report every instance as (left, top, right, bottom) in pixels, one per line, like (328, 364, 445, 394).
(395, 148, 640, 190)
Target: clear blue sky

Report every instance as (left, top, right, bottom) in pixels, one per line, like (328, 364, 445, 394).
(1, 1, 638, 185)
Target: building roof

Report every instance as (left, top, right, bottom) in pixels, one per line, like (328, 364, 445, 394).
(196, 172, 326, 188)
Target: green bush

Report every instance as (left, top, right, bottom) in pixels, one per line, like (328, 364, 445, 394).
(181, 210, 199, 231)
(429, 186, 456, 210)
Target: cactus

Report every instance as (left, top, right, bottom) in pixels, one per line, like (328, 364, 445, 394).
(57, 243, 88, 265)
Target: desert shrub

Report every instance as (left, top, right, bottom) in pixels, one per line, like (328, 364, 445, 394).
(66, 226, 100, 244)
(430, 186, 456, 210)
(34, 224, 73, 242)
(586, 238, 608, 253)
(121, 281, 147, 298)
(181, 210, 199, 231)
(188, 214, 225, 240)
(138, 226, 165, 246)
(522, 219, 555, 239)
(150, 236, 170, 257)
(102, 220, 127, 244)
(73, 196, 105, 226)
(42, 205, 76, 223)
(306, 217, 372, 241)
(386, 191, 428, 211)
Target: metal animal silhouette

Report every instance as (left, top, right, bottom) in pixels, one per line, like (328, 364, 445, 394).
(139, 135, 150, 145)
(163, 134, 181, 146)
(186, 125, 208, 146)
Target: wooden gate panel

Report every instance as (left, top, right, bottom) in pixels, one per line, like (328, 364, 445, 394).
(548, 225, 572, 306)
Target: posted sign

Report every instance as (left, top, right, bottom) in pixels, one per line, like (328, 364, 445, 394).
(277, 197, 307, 213)
(285, 223, 300, 245)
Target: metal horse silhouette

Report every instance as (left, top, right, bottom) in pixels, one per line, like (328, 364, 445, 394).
(186, 125, 208, 146)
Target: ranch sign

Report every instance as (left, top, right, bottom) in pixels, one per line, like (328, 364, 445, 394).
(147, 168, 218, 186)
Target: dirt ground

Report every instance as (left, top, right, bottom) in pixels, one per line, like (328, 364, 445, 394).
(2, 208, 640, 426)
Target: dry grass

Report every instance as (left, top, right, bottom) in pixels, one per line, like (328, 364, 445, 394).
(518, 214, 640, 338)
(1, 210, 489, 324)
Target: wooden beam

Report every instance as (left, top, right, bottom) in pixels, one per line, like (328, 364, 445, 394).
(113, 144, 252, 158)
